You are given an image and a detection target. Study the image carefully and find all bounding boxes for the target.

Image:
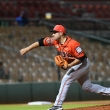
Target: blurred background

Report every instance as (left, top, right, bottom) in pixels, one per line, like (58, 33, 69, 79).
(0, 0, 110, 83)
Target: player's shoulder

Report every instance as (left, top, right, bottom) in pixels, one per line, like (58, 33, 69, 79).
(45, 37, 57, 42)
(44, 37, 58, 46)
(67, 36, 80, 45)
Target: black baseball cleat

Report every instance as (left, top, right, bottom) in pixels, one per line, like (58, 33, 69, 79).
(47, 105, 63, 110)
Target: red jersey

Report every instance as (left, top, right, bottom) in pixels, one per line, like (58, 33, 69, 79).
(43, 36, 85, 63)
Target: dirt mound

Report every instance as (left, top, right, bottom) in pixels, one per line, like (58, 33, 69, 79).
(64, 104, 110, 110)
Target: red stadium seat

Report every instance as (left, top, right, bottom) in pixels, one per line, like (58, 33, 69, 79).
(28, 6, 36, 18)
(25, 1, 32, 8)
(64, 7, 74, 15)
(1, 2, 6, 9)
(95, 11, 103, 18)
(87, 4, 94, 13)
(67, 7, 75, 15)
(108, 5, 110, 12)
(94, 4, 101, 12)
(0, 1, 109, 19)
(103, 11, 110, 18)
(36, 6, 45, 18)
(5, 6, 13, 18)
(20, 6, 25, 12)
(12, 7, 20, 18)
(33, 1, 38, 8)
(80, 4, 87, 13)
(58, 7, 65, 14)
(45, 6, 51, 12)
(16, 1, 25, 7)
(5, 2, 13, 9)
(73, 4, 80, 9)
(0, 7, 5, 18)
(101, 4, 108, 13)
(51, 6, 59, 13)
(101, 5, 109, 18)
(80, 4, 86, 10)
(46, 1, 53, 7)
(54, 2, 60, 8)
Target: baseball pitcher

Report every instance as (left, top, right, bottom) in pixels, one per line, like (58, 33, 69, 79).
(20, 25, 110, 110)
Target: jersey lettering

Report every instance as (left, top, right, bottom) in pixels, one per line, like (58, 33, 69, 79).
(60, 51, 73, 58)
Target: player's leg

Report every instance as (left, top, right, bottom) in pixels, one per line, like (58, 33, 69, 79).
(47, 74, 74, 110)
(77, 72, 110, 96)
(47, 58, 90, 110)
(53, 58, 90, 107)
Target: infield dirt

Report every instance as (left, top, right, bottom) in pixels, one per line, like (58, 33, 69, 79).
(64, 101, 110, 110)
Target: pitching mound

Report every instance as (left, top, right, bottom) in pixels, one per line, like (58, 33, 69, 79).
(64, 104, 110, 110)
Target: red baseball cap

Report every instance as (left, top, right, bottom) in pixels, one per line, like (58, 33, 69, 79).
(50, 25, 66, 34)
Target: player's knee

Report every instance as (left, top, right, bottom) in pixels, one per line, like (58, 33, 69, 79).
(81, 83, 92, 92)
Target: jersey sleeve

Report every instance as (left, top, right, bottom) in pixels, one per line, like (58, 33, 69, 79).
(72, 41, 85, 58)
(43, 37, 56, 46)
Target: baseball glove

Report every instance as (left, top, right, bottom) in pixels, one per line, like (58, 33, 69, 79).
(55, 55, 68, 70)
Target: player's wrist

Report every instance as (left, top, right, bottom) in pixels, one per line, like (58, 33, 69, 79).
(67, 64, 71, 68)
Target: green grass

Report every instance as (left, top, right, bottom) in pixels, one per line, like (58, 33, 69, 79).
(0, 104, 102, 110)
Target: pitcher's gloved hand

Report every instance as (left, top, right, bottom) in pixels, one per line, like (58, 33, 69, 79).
(55, 55, 68, 70)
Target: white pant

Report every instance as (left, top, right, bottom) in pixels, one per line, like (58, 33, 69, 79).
(54, 58, 110, 106)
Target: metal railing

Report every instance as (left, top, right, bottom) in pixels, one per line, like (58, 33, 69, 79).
(41, 20, 110, 43)
(0, 18, 110, 81)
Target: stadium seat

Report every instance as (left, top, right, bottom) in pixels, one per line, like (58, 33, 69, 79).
(5, 6, 13, 18)
(87, 4, 94, 13)
(0, 7, 5, 18)
(103, 11, 110, 18)
(73, 4, 80, 9)
(101, 4, 108, 13)
(65, 7, 75, 15)
(94, 4, 101, 13)
(28, 6, 36, 18)
(0, 1, 109, 19)
(80, 4, 86, 10)
(0, 24, 110, 82)
(12, 7, 20, 17)
(16, 1, 25, 7)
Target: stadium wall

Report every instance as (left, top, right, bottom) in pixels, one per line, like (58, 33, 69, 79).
(0, 81, 110, 104)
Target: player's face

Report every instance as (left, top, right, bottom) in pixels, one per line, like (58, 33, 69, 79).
(52, 32, 61, 41)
